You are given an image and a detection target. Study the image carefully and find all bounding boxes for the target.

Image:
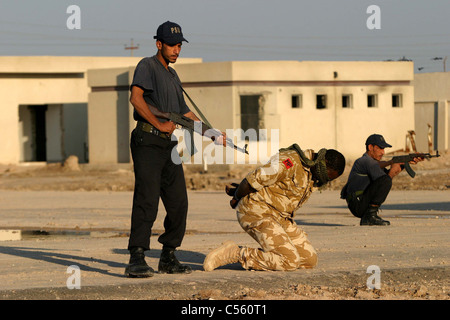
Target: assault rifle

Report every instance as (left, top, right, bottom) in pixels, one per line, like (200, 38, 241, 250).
(146, 104, 249, 155)
(380, 151, 440, 178)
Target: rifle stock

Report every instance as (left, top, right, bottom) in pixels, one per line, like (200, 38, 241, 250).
(146, 104, 249, 155)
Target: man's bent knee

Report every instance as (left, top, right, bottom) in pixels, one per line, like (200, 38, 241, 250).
(299, 253, 318, 269)
(281, 252, 317, 270)
(273, 249, 302, 271)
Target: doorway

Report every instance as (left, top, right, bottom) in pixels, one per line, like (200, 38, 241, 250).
(19, 105, 48, 161)
(18, 104, 88, 163)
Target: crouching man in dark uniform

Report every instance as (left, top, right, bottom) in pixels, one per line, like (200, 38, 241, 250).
(341, 134, 421, 226)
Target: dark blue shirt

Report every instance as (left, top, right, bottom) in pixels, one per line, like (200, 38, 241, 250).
(130, 55, 190, 122)
(345, 153, 388, 195)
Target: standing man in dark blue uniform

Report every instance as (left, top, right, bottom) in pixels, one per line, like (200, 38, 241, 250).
(125, 21, 214, 277)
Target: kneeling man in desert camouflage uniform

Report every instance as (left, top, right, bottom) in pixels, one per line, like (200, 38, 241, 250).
(203, 144, 346, 272)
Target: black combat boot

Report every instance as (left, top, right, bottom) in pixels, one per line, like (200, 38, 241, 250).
(158, 247, 192, 274)
(360, 206, 390, 226)
(125, 247, 154, 278)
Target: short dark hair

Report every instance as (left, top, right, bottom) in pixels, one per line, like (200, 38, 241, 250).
(325, 149, 346, 176)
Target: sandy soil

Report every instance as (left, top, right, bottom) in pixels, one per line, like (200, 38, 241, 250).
(0, 150, 448, 193)
(0, 151, 448, 301)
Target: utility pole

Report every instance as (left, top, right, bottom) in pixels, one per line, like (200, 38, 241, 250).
(124, 38, 139, 56)
(432, 56, 447, 72)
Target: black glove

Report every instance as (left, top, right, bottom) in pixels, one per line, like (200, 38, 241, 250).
(225, 179, 256, 209)
(225, 183, 240, 209)
(225, 183, 239, 197)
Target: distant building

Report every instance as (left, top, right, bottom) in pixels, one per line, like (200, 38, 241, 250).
(1, 56, 416, 165)
(413, 72, 450, 153)
(174, 60, 415, 161)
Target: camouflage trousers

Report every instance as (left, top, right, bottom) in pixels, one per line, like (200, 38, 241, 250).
(236, 209, 317, 271)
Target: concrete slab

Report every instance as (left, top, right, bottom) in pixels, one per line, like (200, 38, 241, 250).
(0, 230, 21, 241)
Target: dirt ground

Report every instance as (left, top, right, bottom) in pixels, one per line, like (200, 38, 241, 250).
(0, 150, 449, 193)
(0, 151, 449, 301)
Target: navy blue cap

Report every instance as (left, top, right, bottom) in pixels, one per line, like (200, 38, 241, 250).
(154, 21, 188, 45)
(365, 134, 392, 149)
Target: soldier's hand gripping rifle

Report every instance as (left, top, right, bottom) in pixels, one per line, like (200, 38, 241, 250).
(380, 152, 440, 178)
(146, 104, 249, 156)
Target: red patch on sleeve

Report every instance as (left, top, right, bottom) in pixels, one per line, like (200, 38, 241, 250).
(283, 158, 293, 169)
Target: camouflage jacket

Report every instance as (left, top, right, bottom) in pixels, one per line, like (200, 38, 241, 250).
(238, 149, 316, 219)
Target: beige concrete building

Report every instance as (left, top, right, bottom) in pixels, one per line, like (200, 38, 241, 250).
(176, 60, 415, 162)
(1, 56, 416, 165)
(413, 72, 450, 153)
(0, 56, 200, 164)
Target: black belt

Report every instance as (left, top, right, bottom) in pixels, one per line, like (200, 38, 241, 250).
(347, 190, 364, 202)
(137, 121, 171, 140)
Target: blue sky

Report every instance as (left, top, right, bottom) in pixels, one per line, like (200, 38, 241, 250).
(0, 0, 449, 72)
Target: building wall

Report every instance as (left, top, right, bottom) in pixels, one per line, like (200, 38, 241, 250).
(176, 60, 415, 161)
(0, 75, 88, 163)
(413, 72, 450, 152)
(87, 67, 134, 164)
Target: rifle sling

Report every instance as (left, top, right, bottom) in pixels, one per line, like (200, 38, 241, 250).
(179, 86, 214, 129)
(165, 67, 214, 128)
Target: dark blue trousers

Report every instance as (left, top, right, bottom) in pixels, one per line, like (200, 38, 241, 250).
(128, 127, 188, 251)
(346, 175, 392, 218)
